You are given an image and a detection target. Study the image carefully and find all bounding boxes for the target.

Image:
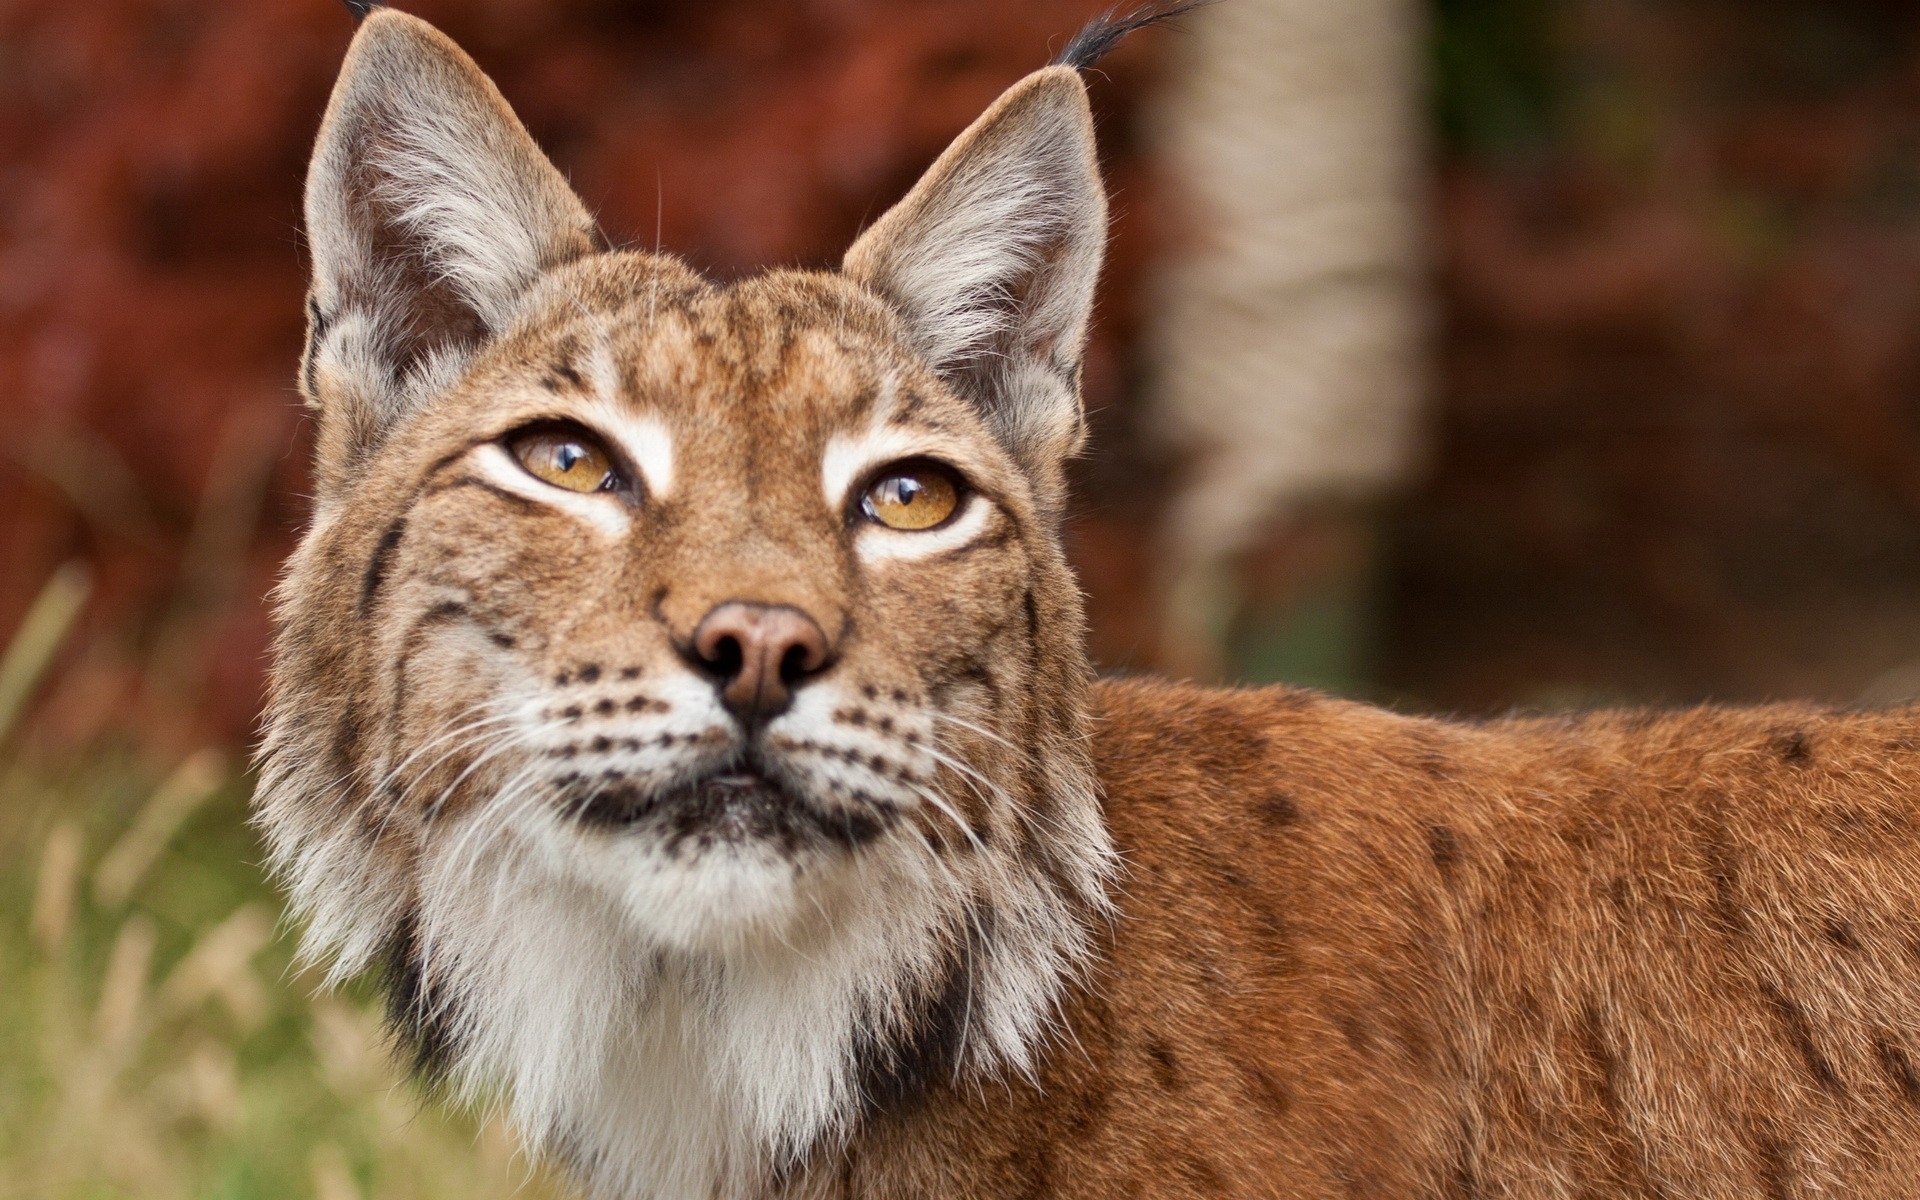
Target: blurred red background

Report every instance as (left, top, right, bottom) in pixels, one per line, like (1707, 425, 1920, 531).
(0, 0, 1173, 753)
(1391, 0, 1920, 710)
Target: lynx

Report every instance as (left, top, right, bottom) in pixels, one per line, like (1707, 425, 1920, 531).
(257, 5, 1920, 1199)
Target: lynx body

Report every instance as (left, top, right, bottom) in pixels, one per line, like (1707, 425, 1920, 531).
(256, 8, 1920, 1199)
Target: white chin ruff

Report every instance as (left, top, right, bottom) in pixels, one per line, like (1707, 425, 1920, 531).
(384, 796, 1107, 1200)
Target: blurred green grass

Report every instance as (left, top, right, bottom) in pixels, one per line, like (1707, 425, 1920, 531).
(0, 571, 572, 1200)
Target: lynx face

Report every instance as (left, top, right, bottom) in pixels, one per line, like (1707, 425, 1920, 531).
(346, 263, 1074, 947)
(256, 10, 1114, 1200)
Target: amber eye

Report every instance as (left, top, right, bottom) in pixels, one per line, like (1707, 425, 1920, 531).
(508, 426, 617, 494)
(862, 462, 962, 531)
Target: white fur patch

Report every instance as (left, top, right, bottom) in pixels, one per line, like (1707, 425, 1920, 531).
(820, 423, 938, 512)
(854, 496, 992, 564)
(578, 400, 676, 500)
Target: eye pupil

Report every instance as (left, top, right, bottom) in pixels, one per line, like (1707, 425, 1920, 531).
(555, 444, 584, 473)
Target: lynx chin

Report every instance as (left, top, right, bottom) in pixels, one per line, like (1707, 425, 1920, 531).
(258, 5, 1920, 1199)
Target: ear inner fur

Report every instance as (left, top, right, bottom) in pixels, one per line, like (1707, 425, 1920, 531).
(842, 67, 1106, 516)
(301, 10, 602, 493)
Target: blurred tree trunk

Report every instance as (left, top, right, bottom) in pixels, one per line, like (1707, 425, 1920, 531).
(1147, 0, 1429, 683)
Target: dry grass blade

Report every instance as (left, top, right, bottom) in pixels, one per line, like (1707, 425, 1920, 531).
(30, 821, 83, 953)
(94, 915, 157, 1054)
(0, 561, 92, 744)
(93, 749, 228, 907)
(312, 1142, 363, 1200)
(155, 903, 274, 1030)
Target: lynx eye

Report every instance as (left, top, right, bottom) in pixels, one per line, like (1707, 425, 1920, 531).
(508, 425, 618, 494)
(861, 461, 962, 531)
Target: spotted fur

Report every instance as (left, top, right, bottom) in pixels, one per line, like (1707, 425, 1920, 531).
(260, 9, 1920, 1200)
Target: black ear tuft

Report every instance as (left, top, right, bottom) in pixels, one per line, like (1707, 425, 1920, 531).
(1053, 1, 1209, 70)
(340, 0, 380, 22)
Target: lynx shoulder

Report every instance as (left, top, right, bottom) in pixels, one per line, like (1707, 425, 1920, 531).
(255, 6, 1920, 1199)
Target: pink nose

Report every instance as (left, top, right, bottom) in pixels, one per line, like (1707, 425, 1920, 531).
(691, 602, 832, 721)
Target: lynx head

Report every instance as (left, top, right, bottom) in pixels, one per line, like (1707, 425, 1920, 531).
(256, 8, 1123, 1198)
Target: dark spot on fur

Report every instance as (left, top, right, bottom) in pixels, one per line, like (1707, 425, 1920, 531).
(548, 361, 584, 390)
(1875, 1038, 1920, 1103)
(1752, 1129, 1792, 1200)
(1258, 791, 1300, 827)
(1825, 920, 1859, 951)
(1445, 1138, 1480, 1200)
(1605, 875, 1632, 913)
(855, 918, 980, 1116)
(1428, 824, 1461, 881)
(420, 600, 467, 625)
(1241, 1064, 1292, 1115)
(1176, 1155, 1227, 1192)
(1775, 730, 1812, 764)
(1213, 863, 1250, 890)
(1578, 1005, 1673, 1197)
(1336, 1012, 1375, 1055)
(381, 913, 461, 1085)
(594, 699, 616, 716)
(1762, 983, 1840, 1093)
(561, 706, 583, 721)
(489, 632, 515, 649)
(578, 664, 601, 684)
(590, 736, 611, 753)
(1580, 1008, 1621, 1100)
(333, 697, 364, 771)
(1145, 1038, 1183, 1091)
(1703, 815, 1747, 936)
(619, 666, 641, 681)
(359, 519, 407, 615)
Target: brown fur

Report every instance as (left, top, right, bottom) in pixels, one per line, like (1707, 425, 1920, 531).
(259, 10, 1920, 1200)
(833, 682, 1920, 1197)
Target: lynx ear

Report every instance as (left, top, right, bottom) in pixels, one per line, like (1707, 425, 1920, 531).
(302, 10, 600, 488)
(844, 67, 1107, 489)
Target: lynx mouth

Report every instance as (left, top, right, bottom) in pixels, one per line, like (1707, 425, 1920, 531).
(570, 759, 893, 851)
